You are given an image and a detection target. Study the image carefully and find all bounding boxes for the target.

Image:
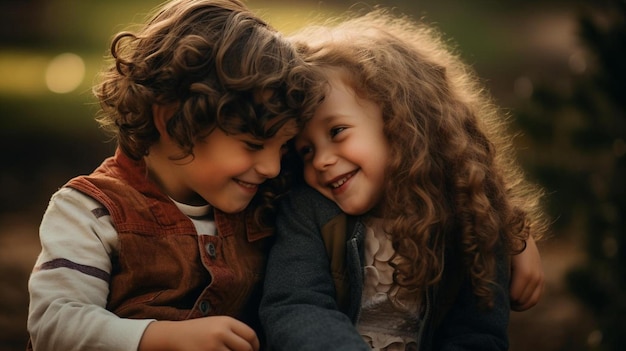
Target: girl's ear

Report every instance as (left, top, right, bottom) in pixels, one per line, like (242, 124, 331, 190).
(152, 103, 179, 138)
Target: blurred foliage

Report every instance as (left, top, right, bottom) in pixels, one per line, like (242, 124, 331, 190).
(515, 0, 626, 350)
(0, 0, 342, 216)
(0, 0, 538, 216)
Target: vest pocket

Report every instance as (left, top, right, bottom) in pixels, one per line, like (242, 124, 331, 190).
(111, 290, 164, 317)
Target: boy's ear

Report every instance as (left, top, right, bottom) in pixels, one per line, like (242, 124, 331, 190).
(152, 103, 179, 137)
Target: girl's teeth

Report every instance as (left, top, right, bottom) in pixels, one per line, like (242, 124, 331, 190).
(331, 174, 352, 189)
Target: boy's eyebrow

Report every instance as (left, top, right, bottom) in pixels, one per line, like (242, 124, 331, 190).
(255, 119, 299, 140)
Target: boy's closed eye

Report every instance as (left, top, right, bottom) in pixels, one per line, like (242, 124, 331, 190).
(243, 140, 264, 151)
(242, 138, 292, 157)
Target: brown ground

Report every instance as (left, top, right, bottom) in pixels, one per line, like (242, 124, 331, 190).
(508, 237, 596, 351)
(0, 209, 596, 351)
(0, 213, 41, 351)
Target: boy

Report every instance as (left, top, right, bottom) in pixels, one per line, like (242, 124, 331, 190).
(27, 1, 311, 350)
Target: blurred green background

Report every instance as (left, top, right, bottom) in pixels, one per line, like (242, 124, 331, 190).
(1, 0, 624, 350)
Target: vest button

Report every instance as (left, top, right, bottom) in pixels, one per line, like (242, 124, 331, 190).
(199, 300, 211, 315)
(205, 242, 217, 258)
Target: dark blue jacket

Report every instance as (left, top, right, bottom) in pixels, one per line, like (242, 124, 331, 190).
(260, 185, 511, 351)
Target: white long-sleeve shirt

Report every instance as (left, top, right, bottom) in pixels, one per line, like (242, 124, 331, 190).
(28, 187, 213, 351)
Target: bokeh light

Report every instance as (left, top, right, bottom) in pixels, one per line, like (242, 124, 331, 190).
(45, 53, 85, 94)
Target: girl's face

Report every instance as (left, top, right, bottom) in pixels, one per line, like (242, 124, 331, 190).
(295, 75, 389, 215)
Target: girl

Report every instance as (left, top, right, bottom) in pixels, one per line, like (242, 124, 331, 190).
(260, 9, 548, 351)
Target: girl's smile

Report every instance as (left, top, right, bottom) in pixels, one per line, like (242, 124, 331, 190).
(295, 71, 389, 216)
(327, 169, 358, 193)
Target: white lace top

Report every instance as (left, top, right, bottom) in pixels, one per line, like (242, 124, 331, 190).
(357, 219, 422, 351)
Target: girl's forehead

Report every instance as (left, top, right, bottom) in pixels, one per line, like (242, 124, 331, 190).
(320, 66, 351, 83)
(321, 66, 370, 99)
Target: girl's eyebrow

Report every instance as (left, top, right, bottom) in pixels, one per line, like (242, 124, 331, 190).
(318, 113, 345, 125)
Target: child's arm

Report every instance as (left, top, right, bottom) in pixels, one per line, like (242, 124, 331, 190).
(509, 235, 544, 311)
(28, 188, 154, 351)
(138, 317, 259, 351)
(29, 188, 261, 351)
(259, 186, 370, 351)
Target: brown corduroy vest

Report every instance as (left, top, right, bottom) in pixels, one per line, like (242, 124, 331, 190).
(67, 149, 273, 322)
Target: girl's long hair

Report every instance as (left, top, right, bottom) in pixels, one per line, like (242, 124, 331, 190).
(289, 9, 548, 306)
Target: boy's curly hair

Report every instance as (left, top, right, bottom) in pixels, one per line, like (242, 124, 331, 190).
(289, 9, 549, 307)
(94, 0, 316, 226)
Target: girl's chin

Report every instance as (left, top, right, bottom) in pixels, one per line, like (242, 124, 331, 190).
(338, 203, 370, 217)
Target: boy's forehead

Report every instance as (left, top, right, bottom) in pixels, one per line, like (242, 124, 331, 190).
(273, 119, 299, 139)
(253, 88, 301, 138)
(242, 118, 299, 141)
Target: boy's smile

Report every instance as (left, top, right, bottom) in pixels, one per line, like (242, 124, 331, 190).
(148, 110, 297, 213)
(183, 124, 295, 213)
(234, 179, 260, 191)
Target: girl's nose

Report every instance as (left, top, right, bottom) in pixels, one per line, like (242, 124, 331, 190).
(311, 146, 336, 171)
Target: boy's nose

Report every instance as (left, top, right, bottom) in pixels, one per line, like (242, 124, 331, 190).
(255, 150, 281, 179)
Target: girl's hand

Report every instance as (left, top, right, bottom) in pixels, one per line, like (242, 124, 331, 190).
(509, 235, 544, 311)
(139, 316, 260, 351)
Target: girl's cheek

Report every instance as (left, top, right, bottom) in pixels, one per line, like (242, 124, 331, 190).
(303, 168, 317, 187)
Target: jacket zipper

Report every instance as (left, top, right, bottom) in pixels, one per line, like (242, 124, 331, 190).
(416, 289, 431, 350)
(349, 236, 363, 324)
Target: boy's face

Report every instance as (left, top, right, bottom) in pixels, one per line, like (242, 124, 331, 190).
(158, 121, 297, 213)
(294, 76, 389, 216)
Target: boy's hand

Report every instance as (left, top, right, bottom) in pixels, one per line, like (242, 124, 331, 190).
(510, 235, 544, 311)
(139, 316, 260, 351)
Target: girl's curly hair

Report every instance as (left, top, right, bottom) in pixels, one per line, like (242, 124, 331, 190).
(93, 0, 316, 227)
(289, 9, 549, 307)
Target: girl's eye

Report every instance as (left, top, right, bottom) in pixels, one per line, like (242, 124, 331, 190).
(330, 126, 346, 138)
(280, 143, 291, 156)
(298, 145, 313, 158)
